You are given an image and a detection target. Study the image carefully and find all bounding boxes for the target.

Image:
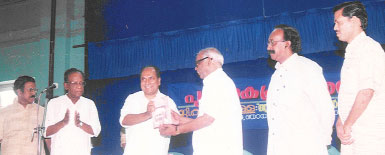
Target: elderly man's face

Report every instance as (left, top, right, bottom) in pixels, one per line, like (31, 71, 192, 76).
(334, 9, 356, 43)
(17, 82, 37, 104)
(267, 29, 288, 63)
(195, 53, 211, 79)
(64, 72, 85, 100)
(140, 67, 161, 97)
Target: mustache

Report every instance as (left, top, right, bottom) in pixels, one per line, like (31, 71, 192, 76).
(267, 50, 275, 54)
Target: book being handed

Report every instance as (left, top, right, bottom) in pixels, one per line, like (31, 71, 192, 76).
(152, 96, 179, 128)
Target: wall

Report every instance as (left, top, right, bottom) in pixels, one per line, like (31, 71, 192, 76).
(0, 0, 85, 100)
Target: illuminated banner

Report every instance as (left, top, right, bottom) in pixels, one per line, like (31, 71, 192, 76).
(168, 75, 340, 130)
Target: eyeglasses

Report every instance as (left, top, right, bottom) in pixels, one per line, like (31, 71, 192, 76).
(66, 81, 86, 86)
(195, 57, 210, 67)
(28, 88, 38, 93)
(267, 40, 286, 46)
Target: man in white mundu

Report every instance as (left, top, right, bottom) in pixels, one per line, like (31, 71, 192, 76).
(120, 66, 178, 155)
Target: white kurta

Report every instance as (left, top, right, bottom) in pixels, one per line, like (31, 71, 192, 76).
(338, 32, 385, 155)
(119, 91, 178, 155)
(193, 68, 243, 155)
(45, 95, 101, 155)
(266, 53, 335, 155)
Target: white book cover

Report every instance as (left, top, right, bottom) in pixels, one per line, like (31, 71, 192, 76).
(152, 97, 178, 128)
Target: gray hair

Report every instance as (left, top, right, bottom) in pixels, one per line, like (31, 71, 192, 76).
(198, 47, 224, 66)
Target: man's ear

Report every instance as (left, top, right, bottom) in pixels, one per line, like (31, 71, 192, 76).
(286, 40, 292, 48)
(352, 16, 362, 27)
(63, 82, 69, 91)
(16, 89, 22, 96)
(208, 57, 215, 66)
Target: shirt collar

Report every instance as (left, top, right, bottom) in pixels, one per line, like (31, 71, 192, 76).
(203, 68, 223, 85)
(346, 31, 366, 56)
(154, 90, 161, 98)
(349, 31, 366, 46)
(274, 53, 298, 70)
(13, 97, 33, 109)
(64, 93, 83, 104)
(143, 90, 162, 101)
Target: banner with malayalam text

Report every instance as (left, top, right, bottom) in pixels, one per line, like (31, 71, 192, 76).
(168, 75, 340, 130)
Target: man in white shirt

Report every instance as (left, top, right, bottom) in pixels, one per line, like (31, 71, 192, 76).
(160, 47, 243, 155)
(45, 68, 101, 155)
(266, 24, 335, 155)
(119, 65, 179, 155)
(333, 1, 385, 154)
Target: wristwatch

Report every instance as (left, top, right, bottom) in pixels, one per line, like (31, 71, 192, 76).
(175, 125, 180, 135)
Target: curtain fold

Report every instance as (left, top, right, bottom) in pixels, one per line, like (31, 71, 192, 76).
(88, 1, 385, 80)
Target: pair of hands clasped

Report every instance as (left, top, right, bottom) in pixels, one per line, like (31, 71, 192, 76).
(145, 101, 181, 136)
(61, 109, 83, 128)
(336, 120, 354, 145)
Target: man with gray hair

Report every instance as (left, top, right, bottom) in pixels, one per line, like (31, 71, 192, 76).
(160, 47, 243, 155)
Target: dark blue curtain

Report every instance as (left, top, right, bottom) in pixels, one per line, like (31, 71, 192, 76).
(88, 0, 385, 80)
(87, 50, 344, 155)
(86, 1, 384, 154)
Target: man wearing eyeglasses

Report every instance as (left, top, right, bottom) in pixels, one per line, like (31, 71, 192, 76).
(160, 47, 243, 155)
(0, 75, 49, 155)
(45, 68, 101, 155)
(266, 24, 335, 155)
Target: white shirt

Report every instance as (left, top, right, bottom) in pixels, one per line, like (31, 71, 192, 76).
(45, 95, 101, 155)
(338, 32, 385, 154)
(119, 91, 178, 155)
(193, 68, 243, 155)
(338, 32, 385, 128)
(266, 53, 335, 155)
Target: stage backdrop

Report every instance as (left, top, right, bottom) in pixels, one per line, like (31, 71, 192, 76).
(86, 50, 343, 155)
(88, 1, 385, 80)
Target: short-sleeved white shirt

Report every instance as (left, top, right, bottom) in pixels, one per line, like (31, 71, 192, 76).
(192, 68, 243, 155)
(119, 91, 178, 155)
(45, 95, 101, 155)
